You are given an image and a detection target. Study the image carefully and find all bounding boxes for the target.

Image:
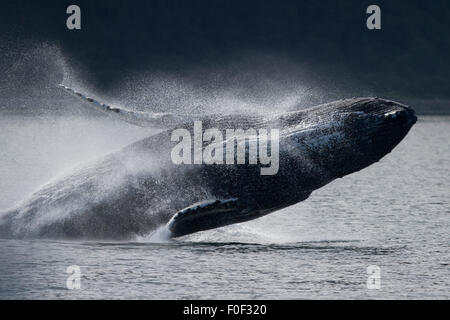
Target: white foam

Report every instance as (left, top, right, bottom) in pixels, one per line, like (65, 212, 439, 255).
(140, 225, 172, 243)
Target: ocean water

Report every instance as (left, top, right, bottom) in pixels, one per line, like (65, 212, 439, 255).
(0, 115, 448, 299)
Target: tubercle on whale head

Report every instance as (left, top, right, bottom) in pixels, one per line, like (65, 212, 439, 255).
(276, 97, 417, 181)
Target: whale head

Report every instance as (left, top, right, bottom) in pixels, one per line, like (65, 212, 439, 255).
(277, 97, 417, 187)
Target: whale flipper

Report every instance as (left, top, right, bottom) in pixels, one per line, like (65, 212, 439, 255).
(167, 198, 245, 238)
(59, 84, 199, 128)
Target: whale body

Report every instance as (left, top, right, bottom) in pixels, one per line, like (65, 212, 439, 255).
(0, 87, 416, 239)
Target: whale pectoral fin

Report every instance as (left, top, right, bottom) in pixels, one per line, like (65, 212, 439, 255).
(167, 198, 243, 238)
(58, 84, 191, 128)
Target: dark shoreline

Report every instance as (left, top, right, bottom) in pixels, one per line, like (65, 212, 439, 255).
(399, 99, 450, 116)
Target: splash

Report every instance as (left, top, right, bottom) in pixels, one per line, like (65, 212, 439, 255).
(81, 53, 329, 118)
(140, 225, 172, 243)
(0, 42, 343, 241)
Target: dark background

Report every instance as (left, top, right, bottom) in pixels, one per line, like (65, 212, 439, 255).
(0, 0, 449, 103)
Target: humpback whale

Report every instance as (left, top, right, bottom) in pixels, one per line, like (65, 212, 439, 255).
(0, 86, 416, 239)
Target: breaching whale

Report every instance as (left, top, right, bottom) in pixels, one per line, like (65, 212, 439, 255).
(0, 86, 416, 239)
